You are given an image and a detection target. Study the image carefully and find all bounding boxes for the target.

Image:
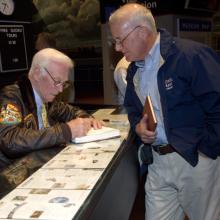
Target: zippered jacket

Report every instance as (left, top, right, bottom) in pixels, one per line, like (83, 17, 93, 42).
(125, 29, 220, 166)
(0, 76, 90, 169)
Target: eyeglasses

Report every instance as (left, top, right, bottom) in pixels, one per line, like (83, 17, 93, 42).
(112, 25, 141, 46)
(43, 67, 71, 89)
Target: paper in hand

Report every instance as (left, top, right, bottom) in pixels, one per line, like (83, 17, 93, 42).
(143, 95, 157, 131)
(72, 126, 120, 144)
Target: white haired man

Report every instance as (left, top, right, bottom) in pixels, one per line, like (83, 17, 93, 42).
(109, 3, 220, 220)
(0, 48, 103, 196)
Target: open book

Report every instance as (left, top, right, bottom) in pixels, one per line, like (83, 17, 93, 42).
(72, 126, 120, 144)
(143, 95, 157, 131)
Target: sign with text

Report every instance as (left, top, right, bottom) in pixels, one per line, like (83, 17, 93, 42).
(178, 18, 212, 32)
(0, 24, 28, 72)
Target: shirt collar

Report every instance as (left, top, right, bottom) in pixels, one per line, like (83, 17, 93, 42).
(33, 89, 43, 109)
(145, 33, 160, 65)
(135, 32, 160, 68)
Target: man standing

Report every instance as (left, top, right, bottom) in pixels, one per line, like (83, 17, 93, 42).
(109, 3, 220, 220)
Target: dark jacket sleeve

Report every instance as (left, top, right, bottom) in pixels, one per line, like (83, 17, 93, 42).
(48, 101, 90, 123)
(124, 63, 143, 132)
(0, 86, 75, 158)
(0, 123, 69, 158)
(189, 46, 220, 157)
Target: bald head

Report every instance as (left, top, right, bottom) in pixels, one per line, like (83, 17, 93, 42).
(109, 3, 157, 34)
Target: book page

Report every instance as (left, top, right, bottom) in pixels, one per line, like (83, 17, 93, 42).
(72, 126, 120, 144)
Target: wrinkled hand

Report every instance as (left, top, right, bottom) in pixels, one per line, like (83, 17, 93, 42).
(135, 114, 156, 144)
(67, 118, 92, 138)
(66, 118, 104, 138)
(90, 118, 105, 129)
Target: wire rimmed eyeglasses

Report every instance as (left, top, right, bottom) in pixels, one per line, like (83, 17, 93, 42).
(112, 25, 141, 46)
(43, 67, 71, 89)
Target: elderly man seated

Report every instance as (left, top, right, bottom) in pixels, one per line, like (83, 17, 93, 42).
(0, 48, 103, 197)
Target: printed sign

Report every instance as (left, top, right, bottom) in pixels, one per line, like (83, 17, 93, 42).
(0, 24, 28, 72)
(178, 18, 212, 32)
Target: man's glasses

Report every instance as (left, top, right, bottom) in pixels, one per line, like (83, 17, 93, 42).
(112, 25, 141, 46)
(43, 67, 71, 89)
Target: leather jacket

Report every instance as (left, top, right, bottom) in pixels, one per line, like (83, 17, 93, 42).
(0, 76, 90, 170)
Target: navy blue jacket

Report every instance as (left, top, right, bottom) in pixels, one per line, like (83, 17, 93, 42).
(125, 29, 220, 166)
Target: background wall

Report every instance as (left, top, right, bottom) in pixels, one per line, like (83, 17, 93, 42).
(101, 0, 219, 104)
(1, 0, 220, 104)
(0, 0, 34, 86)
(32, 0, 103, 104)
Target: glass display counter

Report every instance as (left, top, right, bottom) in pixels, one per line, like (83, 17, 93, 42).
(0, 108, 139, 220)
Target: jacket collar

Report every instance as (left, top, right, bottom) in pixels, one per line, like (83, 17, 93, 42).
(128, 29, 177, 75)
(158, 28, 177, 60)
(17, 75, 37, 113)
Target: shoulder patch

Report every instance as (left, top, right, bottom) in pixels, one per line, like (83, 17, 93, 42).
(0, 103, 22, 125)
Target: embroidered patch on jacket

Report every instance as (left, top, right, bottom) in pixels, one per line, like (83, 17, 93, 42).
(165, 78, 173, 90)
(0, 104, 22, 125)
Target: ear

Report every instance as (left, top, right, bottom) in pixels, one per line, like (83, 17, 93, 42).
(32, 66, 42, 81)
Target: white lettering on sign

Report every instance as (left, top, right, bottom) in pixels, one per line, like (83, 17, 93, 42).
(0, 24, 28, 72)
(0, 28, 8, 33)
(6, 33, 17, 38)
(10, 28, 22, 33)
(12, 58, 19, 63)
(8, 40, 16, 45)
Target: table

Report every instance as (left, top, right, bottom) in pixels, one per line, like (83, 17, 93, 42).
(0, 108, 139, 220)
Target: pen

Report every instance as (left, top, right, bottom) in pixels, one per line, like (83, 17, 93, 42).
(103, 119, 110, 122)
(102, 119, 127, 124)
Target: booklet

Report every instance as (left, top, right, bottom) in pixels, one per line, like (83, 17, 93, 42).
(143, 95, 157, 131)
(72, 126, 120, 144)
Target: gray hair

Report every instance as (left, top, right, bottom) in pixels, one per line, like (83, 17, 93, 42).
(29, 48, 74, 77)
(109, 3, 157, 34)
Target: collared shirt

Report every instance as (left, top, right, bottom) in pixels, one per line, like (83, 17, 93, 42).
(136, 33, 168, 145)
(33, 89, 44, 129)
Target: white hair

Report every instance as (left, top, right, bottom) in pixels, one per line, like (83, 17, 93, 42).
(29, 48, 74, 77)
(109, 3, 157, 34)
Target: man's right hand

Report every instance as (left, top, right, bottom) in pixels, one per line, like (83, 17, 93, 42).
(66, 118, 92, 138)
(135, 114, 157, 144)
